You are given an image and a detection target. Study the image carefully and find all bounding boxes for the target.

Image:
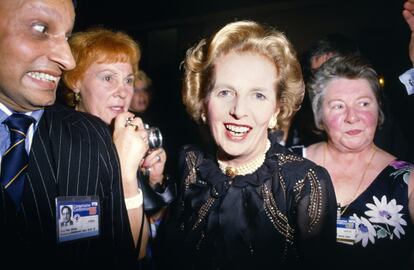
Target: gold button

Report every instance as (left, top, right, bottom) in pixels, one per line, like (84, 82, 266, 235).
(225, 167, 237, 178)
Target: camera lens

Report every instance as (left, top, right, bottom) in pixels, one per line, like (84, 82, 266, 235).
(147, 127, 163, 149)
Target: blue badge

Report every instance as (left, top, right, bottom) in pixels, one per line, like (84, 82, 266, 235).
(336, 216, 356, 245)
(56, 196, 100, 243)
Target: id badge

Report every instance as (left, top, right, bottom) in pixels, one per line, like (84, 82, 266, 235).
(336, 216, 356, 245)
(56, 196, 100, 243)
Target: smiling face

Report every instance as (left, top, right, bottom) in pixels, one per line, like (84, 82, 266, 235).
(322, 78, 378, 152)
(207, 51, 278, 166)
(75, 62, 134, 124)
(0, 0, 76, 112)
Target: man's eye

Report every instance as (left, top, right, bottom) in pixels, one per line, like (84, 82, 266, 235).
(33, 24, 47, 34)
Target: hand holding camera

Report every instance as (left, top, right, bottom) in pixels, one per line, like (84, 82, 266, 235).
(141, 124, 165, 184)
(122, 115, 174, 213)
(144, 123, 163, 150)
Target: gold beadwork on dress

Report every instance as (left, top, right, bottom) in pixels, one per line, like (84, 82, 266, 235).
(293, 178, 305, 203)
(262, 183, 294, 243)
(276, 153, 303, 166)
(183, 151, 217, 231)
(217, 139, 271, 177)
(274, 153, 324, 235)
(306, 169, 323, 233)
(278, 172, 286, 195)
(184, 151, 198, 191)
(192, 197, 215, 230)
(291, 167, 324, 233)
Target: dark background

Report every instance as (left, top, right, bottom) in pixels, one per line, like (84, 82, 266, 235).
(72, 0, 412, 170)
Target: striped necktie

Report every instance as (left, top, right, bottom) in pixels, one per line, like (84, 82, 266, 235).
(0, 114, 35, 209)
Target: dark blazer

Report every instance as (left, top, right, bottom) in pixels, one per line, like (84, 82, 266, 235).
(0, 104, 136, 269)
(60, 220, 74, 226)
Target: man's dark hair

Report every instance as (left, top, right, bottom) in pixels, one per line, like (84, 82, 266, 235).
(308, 33, 360, 60)
(301, 33, 360, 81)
(61, 205, 72, 215)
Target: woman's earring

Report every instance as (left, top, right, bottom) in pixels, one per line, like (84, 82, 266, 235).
(268, 114, 278, 129)
(74, 92, 81, 104)
(201, 112, 207, 124)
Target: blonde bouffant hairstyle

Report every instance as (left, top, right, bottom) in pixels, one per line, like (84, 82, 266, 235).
(182, 20, 304, 131)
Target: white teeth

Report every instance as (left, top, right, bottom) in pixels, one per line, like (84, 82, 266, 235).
(225, 124, 250, 135)
(28, 72, 58, 83)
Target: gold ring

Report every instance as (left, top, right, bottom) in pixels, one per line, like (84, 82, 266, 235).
(125, 117, 139, 131)
(124, 117, 134, 127)
(130, 124, 139, 131)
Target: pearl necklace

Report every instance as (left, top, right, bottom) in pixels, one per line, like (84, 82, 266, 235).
(217, 139, 271, 178)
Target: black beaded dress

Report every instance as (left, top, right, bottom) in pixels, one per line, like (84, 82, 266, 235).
(158, 134, 337, 270)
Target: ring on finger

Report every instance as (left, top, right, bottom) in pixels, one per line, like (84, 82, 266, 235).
(127, 123, 139, 131)
(125, 117, 139, 131)
(124, 117, 134, 127)
(156, 154, 161, 162)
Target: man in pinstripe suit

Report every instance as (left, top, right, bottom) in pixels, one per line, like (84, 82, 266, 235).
(0, 0, 143, 268)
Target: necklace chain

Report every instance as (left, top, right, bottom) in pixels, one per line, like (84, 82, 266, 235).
(323, 143, 377, 216)
(218, 139, 271, 178)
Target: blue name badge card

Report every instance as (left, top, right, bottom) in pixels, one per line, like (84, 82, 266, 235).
(56, 196, 100, 243)
(336, 216, 356, 245)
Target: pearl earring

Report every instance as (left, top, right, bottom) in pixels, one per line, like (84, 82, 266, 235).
(201, 112, 207, 123)
(268, 115, 277, 129)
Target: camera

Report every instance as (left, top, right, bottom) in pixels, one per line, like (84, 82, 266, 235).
(144, 124, 163, 150)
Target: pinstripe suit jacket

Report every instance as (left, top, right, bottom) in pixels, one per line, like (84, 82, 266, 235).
(0, 104, 136, 269)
